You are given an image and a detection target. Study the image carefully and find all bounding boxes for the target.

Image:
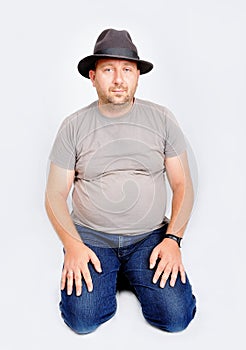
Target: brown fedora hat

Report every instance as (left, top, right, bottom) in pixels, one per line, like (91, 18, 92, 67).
(78, 28, 153, 78)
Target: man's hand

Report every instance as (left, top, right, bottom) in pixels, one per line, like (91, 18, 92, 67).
(61, 241, 102, 297)
(149, 238, 186, 288)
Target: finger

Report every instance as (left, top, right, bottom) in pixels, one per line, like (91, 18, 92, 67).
(152, 261, 167, 284)
(149, 248, 159, 269)
(74, 272, 82, 296)
(180, 266, 186, 284)
(66, 270, 74, 295)
(160, 265, 172, 288)
(89, 251, 102, 273)
(60, 269, 67, 290)
(81, 264, 93, 292)
(170, 266, 179, 287)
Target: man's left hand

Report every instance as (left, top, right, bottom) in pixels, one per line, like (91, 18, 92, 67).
(149, 238, 186, 288)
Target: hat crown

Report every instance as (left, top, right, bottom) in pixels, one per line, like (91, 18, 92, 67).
(93, 29, 139, 58)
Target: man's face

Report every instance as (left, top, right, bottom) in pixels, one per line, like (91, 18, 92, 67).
(89, 59, 140, 106)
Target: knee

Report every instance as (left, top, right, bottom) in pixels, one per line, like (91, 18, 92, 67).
(166, 305, 196, 332)
(65, 318, 99, 335)
(144, 301, 197, 333)
(60, 301, 116, 334)
(145, 310, 196, 333)
(59, 300, 98, 334)
(159, 312, 196, 333)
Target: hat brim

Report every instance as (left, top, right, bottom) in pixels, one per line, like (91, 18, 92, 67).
(78, 54, 153, 78)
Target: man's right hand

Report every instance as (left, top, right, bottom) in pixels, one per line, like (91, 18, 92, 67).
(61, 240, 102, 297)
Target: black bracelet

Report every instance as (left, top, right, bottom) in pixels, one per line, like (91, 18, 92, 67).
(164, 233, 182, 248)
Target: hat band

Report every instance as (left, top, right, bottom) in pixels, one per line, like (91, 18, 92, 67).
(95, 47, 139, 60)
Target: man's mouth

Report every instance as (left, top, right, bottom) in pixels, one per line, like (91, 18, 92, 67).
(111, 89, 126, 93)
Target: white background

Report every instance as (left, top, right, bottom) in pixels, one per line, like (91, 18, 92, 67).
(0, 0, 245, 349)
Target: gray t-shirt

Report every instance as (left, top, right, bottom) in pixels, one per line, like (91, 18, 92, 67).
(49, 98, 186, 235)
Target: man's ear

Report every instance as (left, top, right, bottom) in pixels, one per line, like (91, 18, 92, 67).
(89, 70, 96, 86)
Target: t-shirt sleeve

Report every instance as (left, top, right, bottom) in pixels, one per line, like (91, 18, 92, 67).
(49, 117, 77, 170)
(164, 108, 187, 158)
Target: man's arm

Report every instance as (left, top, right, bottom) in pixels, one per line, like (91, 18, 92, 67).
(45, 162, 102, 296)
(149, 151, 194, 288)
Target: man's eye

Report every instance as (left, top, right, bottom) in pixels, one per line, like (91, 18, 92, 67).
(124, 68, 132, 72)
(104, 68, 113, 72)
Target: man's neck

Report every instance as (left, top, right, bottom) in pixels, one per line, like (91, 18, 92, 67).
(98, 99, 134, 118)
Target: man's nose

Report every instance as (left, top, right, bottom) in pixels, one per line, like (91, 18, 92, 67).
(113, 69, 124, 84)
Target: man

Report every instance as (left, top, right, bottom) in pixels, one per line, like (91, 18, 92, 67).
(45, 28, 196, 334)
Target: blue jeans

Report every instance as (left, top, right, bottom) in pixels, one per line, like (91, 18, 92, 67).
(59, 224, 196, 334)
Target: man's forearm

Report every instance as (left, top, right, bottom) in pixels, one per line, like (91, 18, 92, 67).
(166, 179, 194, 237)
(45, 191, 84, 250)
